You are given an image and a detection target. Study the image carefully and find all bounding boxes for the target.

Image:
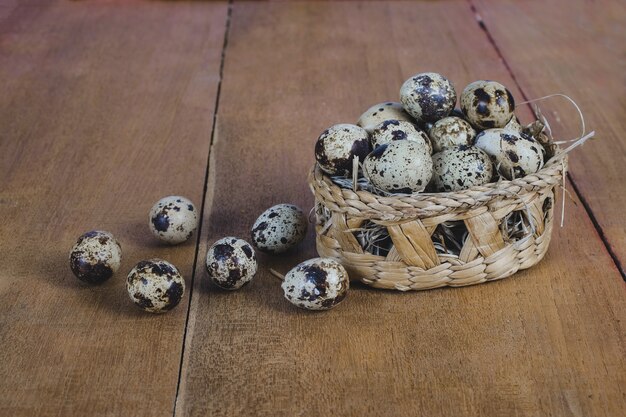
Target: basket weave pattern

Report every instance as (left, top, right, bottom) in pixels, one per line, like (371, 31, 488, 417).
(309, 156, 567, 291)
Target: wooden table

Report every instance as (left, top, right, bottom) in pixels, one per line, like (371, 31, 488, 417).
(1, 1, 624, 416)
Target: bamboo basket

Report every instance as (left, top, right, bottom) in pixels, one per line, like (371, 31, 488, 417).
(308, 141, 568, 291)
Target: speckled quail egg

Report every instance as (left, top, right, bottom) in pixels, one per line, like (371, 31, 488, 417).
(69, 230, 122, 284)
(460, 80, 515, 129)
(251, 204, 308, 254)
(357, 102, 414, 133)
(282, 258, 349, 311)
(206, 237, 257, 290)
(127, 259, 185, 313)
(400, 72, 457, 122)
(504, 116, 523, 133)
(428, 116, 476, 153)
(148, 196, 198, 245)
(314, 124, 371, 176)
(370, 120, 431, 152)
(475, 129, 545, 180)
(363, 140, 433, 194)
(431, 145, 494, 192)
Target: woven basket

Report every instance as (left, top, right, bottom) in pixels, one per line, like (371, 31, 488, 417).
(309, 146, 568, 291)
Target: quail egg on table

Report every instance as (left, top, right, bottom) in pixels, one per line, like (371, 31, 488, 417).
(357, 102, 414, 133)
(370, 120, 431, 152)
(475, 129, 545, 180)
(431, 145, 494, 192)
(69, 230, 122, 284)
(400, 72, 457, 122)
(148, 196, 198, 245)
(127, 259, 185, 313)
(206, 237, 257, 290)
(460, 80, 515, 129)
(428, 116, 476, 153)
(363, 140, 433, 194)
(251, 204, 308, 254)
(282, 258, 349, 311)
(314, 124, 371, 176)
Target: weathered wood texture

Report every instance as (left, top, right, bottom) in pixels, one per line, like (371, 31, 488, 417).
(1, 1, 624, 416)
(473, 0, 626, 273)
(0, 1, 227, 416)
(175, 1, 625, 417)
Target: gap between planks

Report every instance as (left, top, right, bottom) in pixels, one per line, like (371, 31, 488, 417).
(467, 0, 625, 280)
(171, 1, 235, 416)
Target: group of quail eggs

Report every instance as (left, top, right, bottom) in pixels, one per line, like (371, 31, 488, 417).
(69, 197, 349, 312)
(69, 71, 549, 314)
(315, 72, 547, 194)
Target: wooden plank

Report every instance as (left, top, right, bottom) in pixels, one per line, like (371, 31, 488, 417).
(0, 1, 227, 416)
(472, 0, 626, 273)
(176, 1, 625, 416)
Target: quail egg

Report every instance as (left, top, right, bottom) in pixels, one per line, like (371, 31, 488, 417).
(475, 129, 545, 180)
(460, 80, 515, 129)
(127, 259, 185, 313)
(148, 196, 198, 245)
(370, 120, 431, 152)
(357, 102, 414, 133)
(206, 237, 257, 290)
(69, 230, 122, 284)
(282, 257, 349, 311)
(314, 124, 371, 176)
(251, 204, 308, 254)
(428, 116, 476, 153)
(504, 116, 523, 133)
(400, 72, 456, 122)
(431, 145, 494, 192)
(363, 140, 432, 194)
(450, 108, 466, 119)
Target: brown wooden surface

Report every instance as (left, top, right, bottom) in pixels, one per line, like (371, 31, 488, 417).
(0, 1, 227, 416)
(473, 0, 626, 273)
(176, 1, 625, 417)
(1, 1, 624, 417)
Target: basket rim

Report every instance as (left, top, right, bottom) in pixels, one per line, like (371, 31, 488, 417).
(309, 152, 567, 221)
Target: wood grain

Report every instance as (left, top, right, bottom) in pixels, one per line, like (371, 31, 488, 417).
(175, 1, 625, 416)
(472, 0, 626, 274)
(0, 1, 227, 416)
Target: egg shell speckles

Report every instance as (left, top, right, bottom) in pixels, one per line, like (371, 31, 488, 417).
(127, 259, 185, 313)
(363, 140, 433, 194)
(428, 116, 476, 153)
(206, 237, 258, 290)
(431, 145, 494, 192)
(400, 72, 457, 123)
(370, 120, 432, 153)
(460, 80, 515, 130)
(357, 102, 414, 133)
(69, 230, 122, 284)
(148, 196, 198, 245)
(251, 204, 308, 254)
(314, 124, 371, 176)
(475, 129, 545, 180)
(281, 258, 349, 311)
(504, 116, 525, 135)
